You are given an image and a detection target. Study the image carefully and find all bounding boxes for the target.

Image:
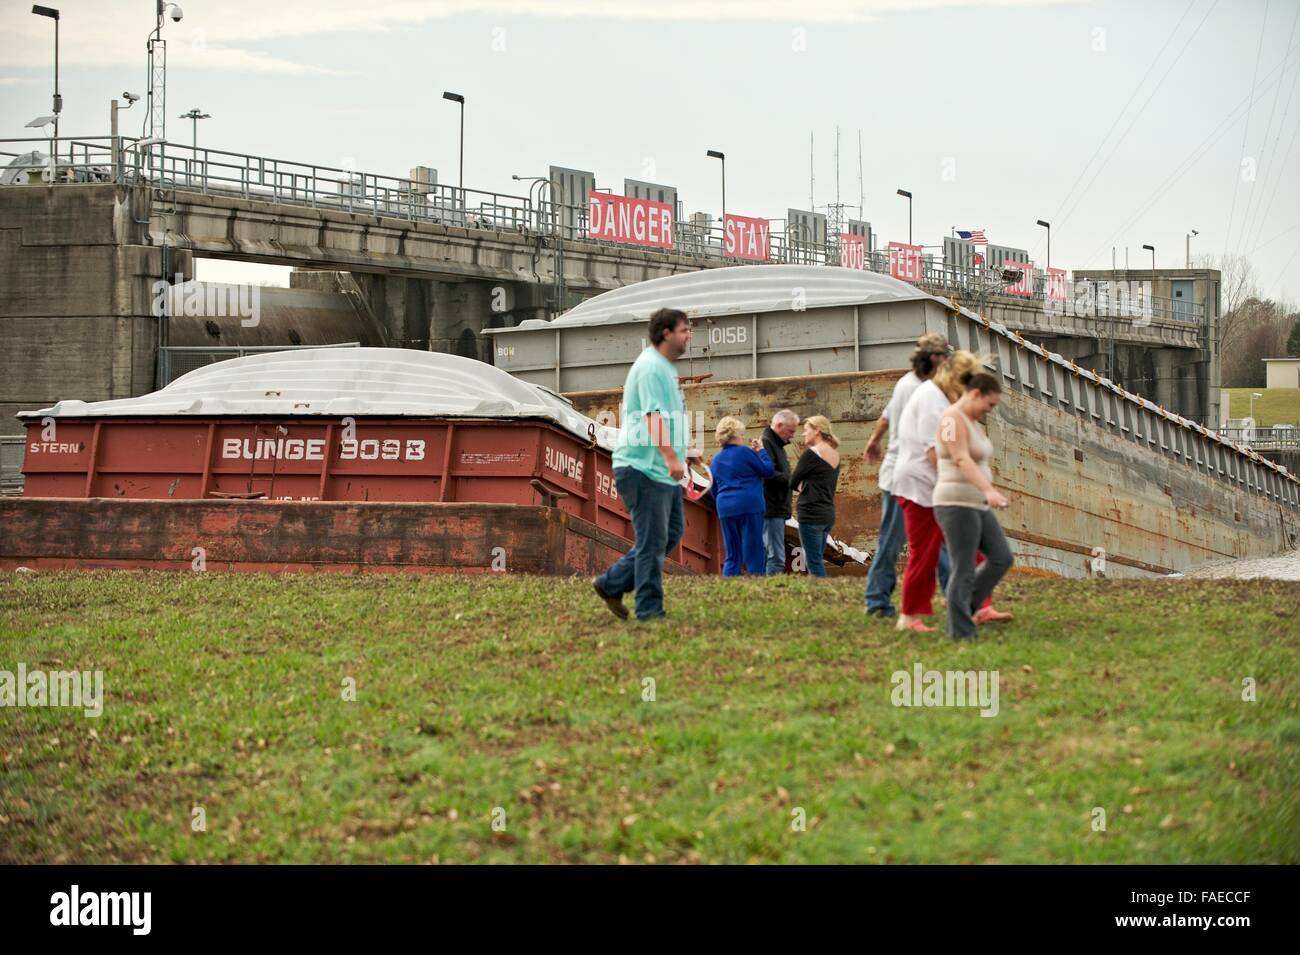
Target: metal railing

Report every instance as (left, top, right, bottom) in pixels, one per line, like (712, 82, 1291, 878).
(1216, 426, 1300, 450)
(949, 313, 1300, 511)
(0, 135, 1203, 322)
(158, 342, 360, 385)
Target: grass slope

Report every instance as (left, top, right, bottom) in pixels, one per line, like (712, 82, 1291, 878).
(1224, 387, 1300, 427)
(1, 572, 1297, 864)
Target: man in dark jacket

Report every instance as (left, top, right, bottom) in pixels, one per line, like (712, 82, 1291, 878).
(760, 409, 799, 575)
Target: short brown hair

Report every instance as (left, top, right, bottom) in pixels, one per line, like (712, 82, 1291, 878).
(965, 371, 1003, 395)
(648, 308, 689, 345)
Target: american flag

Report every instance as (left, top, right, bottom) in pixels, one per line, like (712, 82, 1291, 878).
(957, 229, 987, 246)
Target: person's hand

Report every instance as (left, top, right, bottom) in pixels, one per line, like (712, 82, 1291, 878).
(984, 488, 1009, 509)
(750, 437, 764, 451)
(667, 457, 687, 482)
(864, 440, 882, 464)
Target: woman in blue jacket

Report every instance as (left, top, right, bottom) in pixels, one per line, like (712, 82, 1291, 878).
(710, 416, 775, 576)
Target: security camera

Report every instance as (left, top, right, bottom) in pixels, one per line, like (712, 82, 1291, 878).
(123, 92, 140, 103)
(169, 4, 184, 21)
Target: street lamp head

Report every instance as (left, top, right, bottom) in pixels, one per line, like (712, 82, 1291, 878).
(706, 149, 725, 160)
(1252, 392, 1263, 398)
(1191, 229, 1199, 236)
(896, 188, 911, 198)
(442, 91, 464, 104)
(1142, 244, 1155, 252)
(31, 5, 59, 19)
(25, 115, 56, 129)
(1037, 219, 1050, 229)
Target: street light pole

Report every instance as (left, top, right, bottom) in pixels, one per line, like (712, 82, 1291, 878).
(31, 6, 61, 173)
(1036, 219, 1051, 271)
(442, 91, 465, 207)
(179, 108, 209, 150)
(706, 150, 726, 239)
(897, 189, 912, 245)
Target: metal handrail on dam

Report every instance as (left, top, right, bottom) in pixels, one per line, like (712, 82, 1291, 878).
(943, 301, 1299, 509)
(0, 136, 1200, 323)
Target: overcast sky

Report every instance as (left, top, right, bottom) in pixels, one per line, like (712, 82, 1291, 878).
(3, 0, 1298, 301)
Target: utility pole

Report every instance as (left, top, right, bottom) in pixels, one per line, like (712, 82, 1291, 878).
(31, 6, 61, 173)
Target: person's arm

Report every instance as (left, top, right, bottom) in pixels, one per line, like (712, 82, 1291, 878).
(760, 435, 784, 476)
(789, 449, 815, 492)
(919, 395, 945, 472)
(864, 413, 888, 463)
(747, 446, 775, 478)
(645, 411, 685, 481)
(937, 410, 1008, 508)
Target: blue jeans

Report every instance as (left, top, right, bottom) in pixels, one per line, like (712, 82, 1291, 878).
(798, 521, 832, 577)
(763, 516, 788, 575)
(597, 467, 684, 620)
(864, 491, 950, 612)
(721, 512, 767, 576)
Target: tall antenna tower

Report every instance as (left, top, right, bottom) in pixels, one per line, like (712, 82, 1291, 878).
(857, 130, 864, 220)
(820, 126, 848, 265)
(808, 130, 814, 210)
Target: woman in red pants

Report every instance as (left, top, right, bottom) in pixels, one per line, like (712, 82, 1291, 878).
(890, 350, 983, 633)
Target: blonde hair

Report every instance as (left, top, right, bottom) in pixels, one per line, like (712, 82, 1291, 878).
(715, 415, 746, 446)
(933, 350, 987, 402)
(803, 414, 840, 449)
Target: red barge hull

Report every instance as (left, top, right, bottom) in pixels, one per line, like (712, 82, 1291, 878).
(10, 415, 722, 575)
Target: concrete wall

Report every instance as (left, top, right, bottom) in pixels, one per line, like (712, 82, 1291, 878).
(1075, 267, 1221, 425)
(0, 183, 182, 437)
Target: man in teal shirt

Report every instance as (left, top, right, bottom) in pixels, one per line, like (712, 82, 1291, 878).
(594, 308, 692, 622)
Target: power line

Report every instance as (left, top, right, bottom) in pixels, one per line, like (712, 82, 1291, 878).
(1083, 38, 1300, 268)
(1240, 2, 1300, 256)
(1055, 0, 1220, 243)
(1033, 0, 1200, 261)
(1232, 0, 1294, 259)
(1223, 0, 1271, 257)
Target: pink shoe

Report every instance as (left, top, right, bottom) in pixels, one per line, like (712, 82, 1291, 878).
(973, 606, 1013, 625)
(896, 617, 935, 633)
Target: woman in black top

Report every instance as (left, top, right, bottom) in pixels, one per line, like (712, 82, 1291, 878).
(790, 414, 841, 577)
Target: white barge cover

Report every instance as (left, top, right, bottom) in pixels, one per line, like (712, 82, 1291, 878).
(497, 264, 932, 332)
(19, 348, 619, 450)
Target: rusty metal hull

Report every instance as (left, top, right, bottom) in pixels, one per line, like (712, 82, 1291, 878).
(15, 415, 723, 574)
(566, 370, 1300, 578)
(0, 498, 691, 577)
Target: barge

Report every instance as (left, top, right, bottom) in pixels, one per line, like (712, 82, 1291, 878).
(4, 348, 866, 576)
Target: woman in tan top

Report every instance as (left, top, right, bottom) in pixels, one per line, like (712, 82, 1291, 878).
(932, 371, 1015, 639)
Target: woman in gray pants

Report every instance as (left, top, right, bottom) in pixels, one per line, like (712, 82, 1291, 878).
(932, 371, 1014, 639)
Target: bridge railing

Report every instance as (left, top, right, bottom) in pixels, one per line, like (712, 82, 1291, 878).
(0, 136, 1203, 323)
(1216, 426, 1300, 450)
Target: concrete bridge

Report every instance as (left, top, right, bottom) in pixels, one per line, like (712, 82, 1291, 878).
(0, 137, 1221, 436)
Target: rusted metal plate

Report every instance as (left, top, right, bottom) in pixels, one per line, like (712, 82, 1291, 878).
(0, 498, 697, 578)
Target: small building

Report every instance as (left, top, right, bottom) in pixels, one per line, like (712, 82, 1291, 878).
(1264, 357, 1300, 389)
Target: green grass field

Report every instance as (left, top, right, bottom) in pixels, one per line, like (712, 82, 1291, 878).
(1224, 388, 1300, 427)
(1, 572, 1297, 864)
